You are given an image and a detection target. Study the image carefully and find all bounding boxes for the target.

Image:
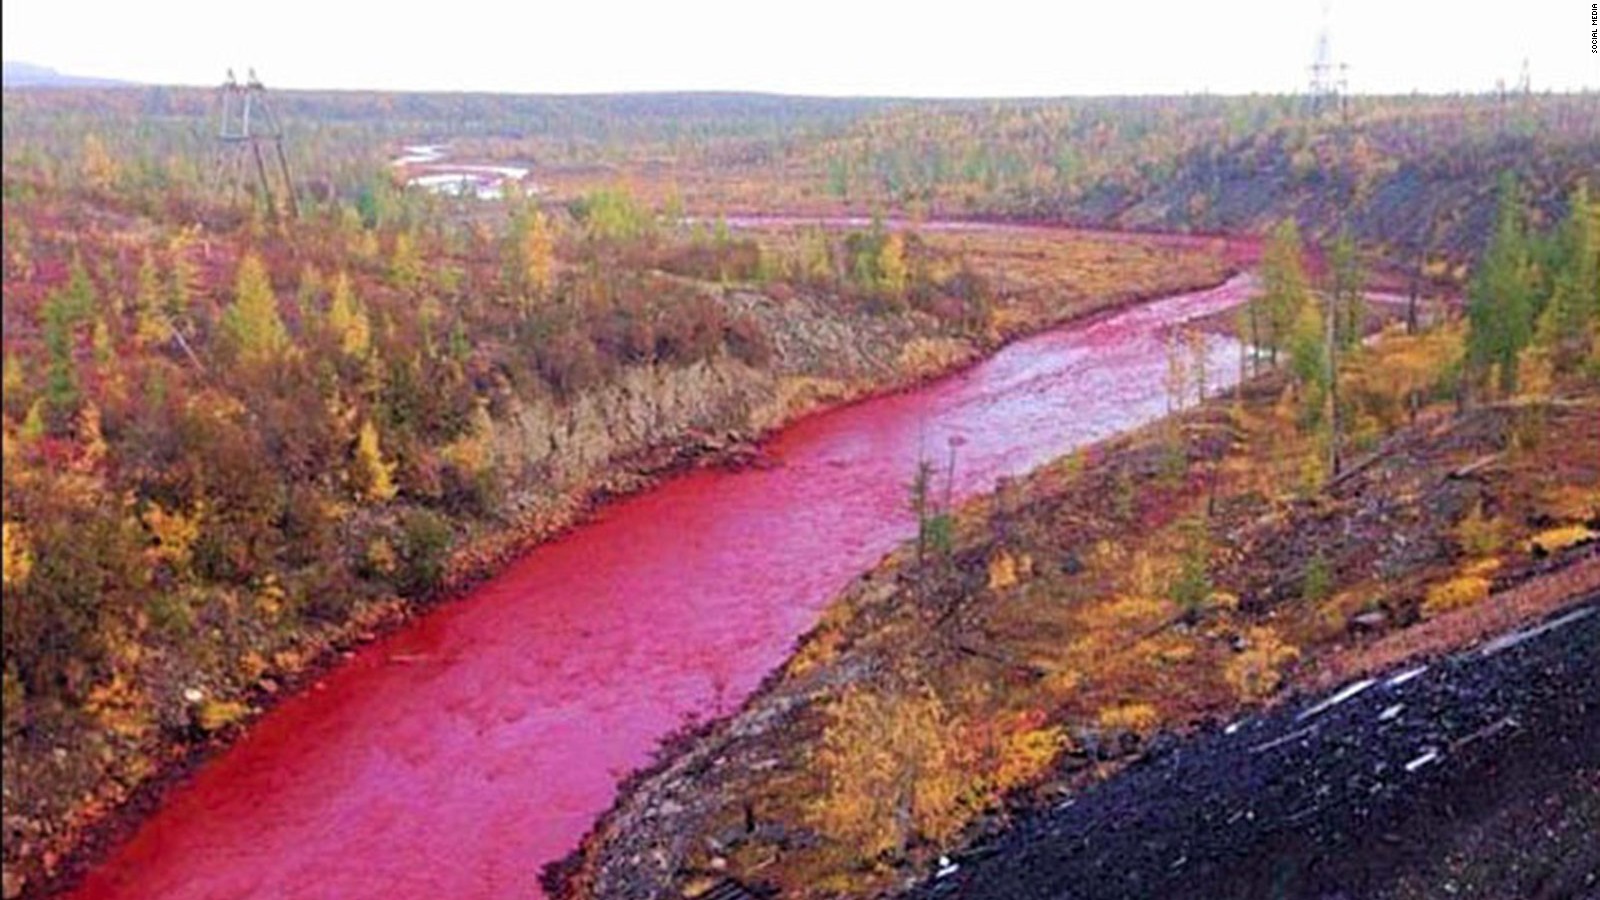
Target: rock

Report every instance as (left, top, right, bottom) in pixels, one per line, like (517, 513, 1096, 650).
(1350, 610, 1389, 633)
(1068, 726, 1107, 760)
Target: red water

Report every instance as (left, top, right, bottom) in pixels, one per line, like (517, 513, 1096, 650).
(72, 274, 1259, 900)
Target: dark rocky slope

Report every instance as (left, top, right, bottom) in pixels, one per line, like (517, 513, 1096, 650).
(912, 601, 1600, 900)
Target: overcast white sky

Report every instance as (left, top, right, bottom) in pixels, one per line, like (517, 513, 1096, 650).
(4, 0, 1597, 95)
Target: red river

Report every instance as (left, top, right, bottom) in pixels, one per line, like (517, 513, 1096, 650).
(72, 272, 1260, 899)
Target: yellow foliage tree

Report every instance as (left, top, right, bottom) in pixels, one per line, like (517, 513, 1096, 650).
(811, 683, 967, 860)
(133, 249, 170, 347)
(142, 502, 203, 573)
(327, 272, 371, 358)
(81, 133, 118, 191)
(879, 232, 909, 299)
(522, 210, 555, 299)
(390, 232, 423, 292)
(77, 402, 109, 469)
(352, 419, 398, 502)
(222, 253, 291, 366)
(2, 521, 33, 587)
(442, 400, 496, 476)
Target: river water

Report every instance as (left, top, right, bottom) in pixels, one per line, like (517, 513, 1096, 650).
(72, 273, 1260, 899)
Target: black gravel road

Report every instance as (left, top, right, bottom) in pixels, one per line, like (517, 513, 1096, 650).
(910, 599, 1600, 900)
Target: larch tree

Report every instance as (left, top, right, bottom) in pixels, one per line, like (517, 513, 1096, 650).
(327, 272, 371, 359)
(390, 231, 423, 293)
(41, 288, 83, 435)
(1323, 228, 1364, 475)
(222, 252, 291, 367)
(1329, 229, 1366, 350)
(1466, 174, 1535, 397)
(879, 231, 909, 300)
(1255, 219, 1311, 366)
(80, 133, 118, 192)
(1534, 182, 1600, 373)
(166, 229, 200, 320)
(133, 249, 168, 347)
(352, 418, 398, 502)
(523, 209, 555, 300)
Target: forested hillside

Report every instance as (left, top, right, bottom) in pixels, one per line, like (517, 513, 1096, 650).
(6, 88, 1598, 264)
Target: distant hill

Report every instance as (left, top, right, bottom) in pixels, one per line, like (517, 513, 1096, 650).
(2, 60, 133, 88)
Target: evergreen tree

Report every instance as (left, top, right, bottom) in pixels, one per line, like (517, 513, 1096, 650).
(1534, 182, 1599, 373)
(40, 289, 81, 435)
(1466, 174, 1535, 396)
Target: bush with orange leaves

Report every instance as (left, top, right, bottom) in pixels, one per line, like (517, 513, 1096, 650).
(965, 708, 1070, 799)
(1097, 702, 1161, 736)
(809, 682, 968, 861)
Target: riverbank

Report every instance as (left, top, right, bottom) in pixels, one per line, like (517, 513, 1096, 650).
(12, 229, 1235, 900)
(545, 324, 1600, 898)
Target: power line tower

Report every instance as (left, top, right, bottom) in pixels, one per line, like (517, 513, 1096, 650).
(213, 68, 298, 221)
(1306, 1, 1348, 116)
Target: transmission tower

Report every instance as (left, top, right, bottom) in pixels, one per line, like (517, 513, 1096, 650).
(213, 68, 298, 221)
(1306, 1, 1348, 115)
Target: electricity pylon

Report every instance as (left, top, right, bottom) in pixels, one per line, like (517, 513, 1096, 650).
(213, 68, 298, 221)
